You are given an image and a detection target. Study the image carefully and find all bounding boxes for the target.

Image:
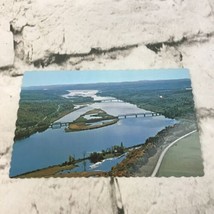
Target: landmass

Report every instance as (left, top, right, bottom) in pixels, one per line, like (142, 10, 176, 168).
(14, 89, 93, 140)
(109, 120, 198, 177)
(65, 108, 119, 132)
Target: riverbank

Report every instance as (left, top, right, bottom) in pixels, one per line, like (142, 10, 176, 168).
(12, 143, 126, 178)
(90, 118, 198, 177)
(12, 118, 199, 178)
(14, 106, 79, 140)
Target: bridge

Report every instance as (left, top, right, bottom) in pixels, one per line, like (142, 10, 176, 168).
(49, 112, 161, 129)
(49, 122, 69, 129)
(96, 99, 123, 103)
(117, 112, 161, 119)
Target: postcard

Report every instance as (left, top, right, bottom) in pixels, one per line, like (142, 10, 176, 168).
(9, 69, 204, 178)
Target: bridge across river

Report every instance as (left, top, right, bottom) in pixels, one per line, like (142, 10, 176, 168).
(117, 112, 161, 119)
(96, 99, 123, 103)
(50, 122, 69, 129)
(50, 112, 161, 129)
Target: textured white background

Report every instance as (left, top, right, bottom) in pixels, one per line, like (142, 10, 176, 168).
(0, 0, 214, 213)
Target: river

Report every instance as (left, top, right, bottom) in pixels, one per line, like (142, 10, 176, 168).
(10, 91, 176, 177)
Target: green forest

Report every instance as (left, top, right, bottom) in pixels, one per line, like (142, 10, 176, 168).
(15, 89, 93, 140)
(99, 88, 196, 120)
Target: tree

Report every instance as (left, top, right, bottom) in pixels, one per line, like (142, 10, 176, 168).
(68, 155, 75, 164)
(89, 152, 104, 163)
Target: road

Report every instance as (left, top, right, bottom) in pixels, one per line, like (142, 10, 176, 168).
(151, 129, 197, 177)
(36, 104, 61, 126)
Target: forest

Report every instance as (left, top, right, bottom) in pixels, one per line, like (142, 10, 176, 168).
(15, 89, 93, 140)
(97, 79, 196, 120)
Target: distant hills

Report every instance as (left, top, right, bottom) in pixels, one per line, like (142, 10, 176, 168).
(23, 78, 191, 92)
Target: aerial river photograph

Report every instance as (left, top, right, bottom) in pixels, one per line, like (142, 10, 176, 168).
(10, 69, 204, 178)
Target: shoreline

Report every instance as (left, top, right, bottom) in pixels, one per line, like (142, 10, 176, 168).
(12, 122, 185, 178)
(107, 118, 198, 177)
(14, 105, 91, 141)
(14, 107, 80, 141)
(11, 149, 126, 178)
(65, 118, 119, 132)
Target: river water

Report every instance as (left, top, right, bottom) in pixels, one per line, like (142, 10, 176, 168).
(10, 92, 176, 177)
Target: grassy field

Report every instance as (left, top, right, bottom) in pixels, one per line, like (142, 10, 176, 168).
(157, 132, 204, 177)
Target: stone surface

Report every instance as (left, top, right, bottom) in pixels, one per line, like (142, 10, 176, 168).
(10, 0, 214, 66)
(0, 21, 14, 68)
(1, 0, 214, 213)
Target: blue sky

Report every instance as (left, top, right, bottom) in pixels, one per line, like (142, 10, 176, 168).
(22, 69, 190, 87)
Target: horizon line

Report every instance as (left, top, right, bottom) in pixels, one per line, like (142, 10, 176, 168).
(22, 78, 190, 89)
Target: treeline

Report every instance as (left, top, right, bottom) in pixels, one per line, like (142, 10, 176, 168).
(100, 88, 196, 120)
(15, 102, 74, 140)
(89, 143, 125, 163)
(60, 155, 76, 167)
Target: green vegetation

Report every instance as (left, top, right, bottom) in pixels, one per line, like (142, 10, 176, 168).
(99, 89, 195, 119)
(89, 152, 104, 163)
(60, 155, 76, 166)
(98, 80, 196, 120)
(89, 143, 125, 163)
(15, 89, 93, 140)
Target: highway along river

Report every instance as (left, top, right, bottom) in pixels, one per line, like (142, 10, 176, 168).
(10, 91, 176, 177)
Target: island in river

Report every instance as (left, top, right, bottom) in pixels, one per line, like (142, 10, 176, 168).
(66, 108, 119, 132)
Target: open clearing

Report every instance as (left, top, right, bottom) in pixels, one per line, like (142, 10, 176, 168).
(157, 132, 204, 177)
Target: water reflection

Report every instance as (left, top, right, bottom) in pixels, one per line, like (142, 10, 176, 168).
(58, 154, 127, 175)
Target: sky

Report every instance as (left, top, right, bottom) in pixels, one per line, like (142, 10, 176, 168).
(22, 69, 190, 87)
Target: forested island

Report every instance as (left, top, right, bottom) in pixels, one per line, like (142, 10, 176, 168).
(66, 108, 119, 132)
